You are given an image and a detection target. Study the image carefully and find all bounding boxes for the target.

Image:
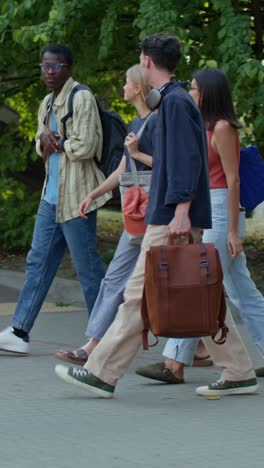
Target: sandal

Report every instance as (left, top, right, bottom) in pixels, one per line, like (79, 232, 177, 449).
(55, 348, 89, 366)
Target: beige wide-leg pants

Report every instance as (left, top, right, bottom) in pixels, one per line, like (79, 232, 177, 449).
(85, 225, 255, 385)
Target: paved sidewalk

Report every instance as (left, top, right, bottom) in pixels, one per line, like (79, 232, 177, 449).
(0, 271, 263, 468)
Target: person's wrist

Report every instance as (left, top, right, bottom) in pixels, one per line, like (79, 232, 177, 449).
(89, 192, 96, 201)
(228, 230, 239, 235)
(130, 151, 139, 160)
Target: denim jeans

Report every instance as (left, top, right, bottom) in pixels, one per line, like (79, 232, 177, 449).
(86, 230, 141, 340)
(12, 200, 105, 333)
(163, 189, 264, 364)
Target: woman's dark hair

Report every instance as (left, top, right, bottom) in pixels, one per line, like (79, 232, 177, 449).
(40, 44, 73, 65)
(141, 34, 182, 73)
(193, 69, 241, 130)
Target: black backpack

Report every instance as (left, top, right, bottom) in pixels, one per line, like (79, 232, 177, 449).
(60, 84, 127, 177)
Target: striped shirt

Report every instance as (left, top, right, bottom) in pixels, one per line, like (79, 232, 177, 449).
(35, 77, 112, 222)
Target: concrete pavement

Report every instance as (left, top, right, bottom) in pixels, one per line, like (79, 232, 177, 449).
(0, 284, 20, 303)
(0, 270, 263, 468)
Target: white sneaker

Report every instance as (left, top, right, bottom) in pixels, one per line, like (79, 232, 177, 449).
(0, 326, 30, 354)
(196, 378, 258, 396)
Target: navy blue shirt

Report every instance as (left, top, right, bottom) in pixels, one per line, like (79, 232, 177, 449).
(145, 82, 212, 229)
(124, 113, 157, 172)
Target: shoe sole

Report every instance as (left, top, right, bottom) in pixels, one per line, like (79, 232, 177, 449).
(55, 365, 113, 398)
(0, 345, 30, 355)
(196, 384, 259, 396)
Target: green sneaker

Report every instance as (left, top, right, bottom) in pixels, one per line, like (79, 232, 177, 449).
(196, 378, 258, 396)
(55, 365, 115, 398)
(136, 362, 184, 384)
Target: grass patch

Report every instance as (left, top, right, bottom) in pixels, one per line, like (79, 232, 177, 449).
(97, 208, 123, 265)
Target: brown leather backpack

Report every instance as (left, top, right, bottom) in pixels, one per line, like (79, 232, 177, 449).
(141, 238, 228, 350)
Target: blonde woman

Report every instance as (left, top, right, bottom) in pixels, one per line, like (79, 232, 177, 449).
(56, 64, 157, 364)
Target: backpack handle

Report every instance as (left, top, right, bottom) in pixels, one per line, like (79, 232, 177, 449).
(168, 232, 194, 245)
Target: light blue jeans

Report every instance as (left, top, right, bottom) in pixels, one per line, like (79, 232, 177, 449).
(12, 200, 105, 333)
(163, 189, 264, 364)
(86, 230, 141, 339)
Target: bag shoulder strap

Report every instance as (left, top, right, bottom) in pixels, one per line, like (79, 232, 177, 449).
(136, 112, 153, 141)
(43, 93, 55, 126)
(60, 84, 99, 139)
(141, 286, 159, 350)
(129, 112, 154, 186)
(212, 290, 229, 344)
(197, 243, 228, 344)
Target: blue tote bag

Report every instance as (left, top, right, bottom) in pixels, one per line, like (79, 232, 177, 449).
(239, 145, 264, 212)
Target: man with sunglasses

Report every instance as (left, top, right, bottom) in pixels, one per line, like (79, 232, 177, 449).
(0, 44, 110, 354)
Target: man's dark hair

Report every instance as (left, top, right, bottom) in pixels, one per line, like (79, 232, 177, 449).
(141, 34, 182, 72)
(40, 44, 73, 65)
(193, 69, 241, 130)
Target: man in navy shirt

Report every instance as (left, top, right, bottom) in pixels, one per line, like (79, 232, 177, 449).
(55, 35, 255, 398)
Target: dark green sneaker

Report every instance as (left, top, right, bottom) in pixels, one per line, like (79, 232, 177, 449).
(196, 378, 258, 396)
(136, 362, 184, 384)
(55, 365, 115, 398)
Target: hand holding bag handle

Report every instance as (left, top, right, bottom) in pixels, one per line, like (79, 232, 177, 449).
(168, 232, 194, 245)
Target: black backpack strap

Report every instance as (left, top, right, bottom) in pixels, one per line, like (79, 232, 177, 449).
(60, 84, 95, 139)
(43, 93, 54, 126)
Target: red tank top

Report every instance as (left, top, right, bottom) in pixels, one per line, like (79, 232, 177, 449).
(207, 125, 240, 189)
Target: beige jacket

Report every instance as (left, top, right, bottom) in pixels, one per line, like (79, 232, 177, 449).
(36, 77, 112, 222)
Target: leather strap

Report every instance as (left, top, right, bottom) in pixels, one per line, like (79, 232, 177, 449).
(212, 290, 228, 344)
(141, 287, 158, 350)
(160, 245, 169, 323)
(198, 243, 209, 328)
(168, 233, 194, 245)
(141, 287, 150, 350)
(197, 244, 228, 344)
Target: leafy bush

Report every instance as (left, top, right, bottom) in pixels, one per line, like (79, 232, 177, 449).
(0, 177, 40, 249)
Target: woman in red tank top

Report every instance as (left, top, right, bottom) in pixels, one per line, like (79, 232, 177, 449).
(188, 70, 264, 379)
(189, 69, 243, 259)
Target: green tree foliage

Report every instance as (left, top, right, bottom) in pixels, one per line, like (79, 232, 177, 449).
(0, 0, 263, 248)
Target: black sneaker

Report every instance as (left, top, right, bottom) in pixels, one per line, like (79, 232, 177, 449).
(196, 378, 258, 396)
(55, 365, 115, 398)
